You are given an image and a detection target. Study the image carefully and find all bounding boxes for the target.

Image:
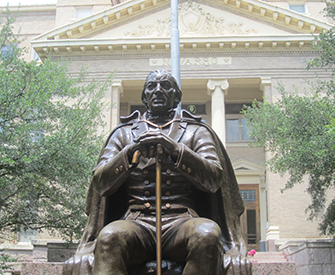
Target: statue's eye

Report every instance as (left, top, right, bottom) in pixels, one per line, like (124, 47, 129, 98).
(161, 81, 172, 90)
(147, 82, 157, 90)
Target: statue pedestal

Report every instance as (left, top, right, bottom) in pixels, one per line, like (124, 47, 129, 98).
(17, 261, 297, 275)
(20, 262, 63, 275)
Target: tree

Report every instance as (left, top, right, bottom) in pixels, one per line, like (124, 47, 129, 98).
(0, 250, 17, 275)
(0, 9, 114, 242)
(242, 1, 335, 240)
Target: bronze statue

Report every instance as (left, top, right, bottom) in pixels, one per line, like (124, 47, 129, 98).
(63, 70, 252, 275)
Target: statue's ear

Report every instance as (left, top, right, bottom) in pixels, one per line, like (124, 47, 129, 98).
(142, 97, 148, 109)
(173, 89, 181, 108)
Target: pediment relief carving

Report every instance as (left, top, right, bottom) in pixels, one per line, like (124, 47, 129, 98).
(124, 0, 258, 37)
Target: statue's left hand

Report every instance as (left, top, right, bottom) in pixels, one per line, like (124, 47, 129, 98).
(133, 130, 179, 160)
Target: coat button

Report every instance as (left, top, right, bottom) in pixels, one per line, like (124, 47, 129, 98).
(144, 191, 150, 196)
(119, 165, 124, 171)
(144, 202, 151, 209)
(165, 203, 171, 209)
(143, 169, 149, 175)
(181, 164, 186, 170)
(187, 167, 192, 174)
(166, 180, 171, 185)
(115, 168, 119, 174)
(144, 180, 150, 185)
(165, 191, 171, 196)
(166, 169, 171, 174)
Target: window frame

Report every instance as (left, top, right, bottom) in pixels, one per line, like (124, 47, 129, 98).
(289, 3, 306, 13)
(226, 114, 251, 143)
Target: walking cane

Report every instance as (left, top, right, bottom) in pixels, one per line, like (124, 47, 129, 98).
(132, 146, 163, 275)
(155, 144, 163, 275)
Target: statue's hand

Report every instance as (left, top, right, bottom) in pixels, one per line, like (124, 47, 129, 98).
(223, 254, 252, 275)
(62, 253, 94, 275)
(133, 130, 179, 160)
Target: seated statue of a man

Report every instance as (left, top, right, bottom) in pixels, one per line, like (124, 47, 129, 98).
(63, 69, 251, 275)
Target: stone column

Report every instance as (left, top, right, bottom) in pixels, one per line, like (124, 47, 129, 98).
(207, 79, 229, 145)
(111, 80, 123, 130)
(260, 77, 279, 251)
(259, 174, 267, 251)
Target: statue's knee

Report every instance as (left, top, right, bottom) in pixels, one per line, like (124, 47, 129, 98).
(191, 220, 222, 247)
(97, 220, 131, 247)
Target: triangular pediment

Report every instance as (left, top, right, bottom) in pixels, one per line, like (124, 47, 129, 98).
(232, 157, 264, 172)
(92, 1, 292, 39)
(32, 0, 333, 58)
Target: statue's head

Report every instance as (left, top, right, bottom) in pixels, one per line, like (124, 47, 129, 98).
(141, 69, 182, 114)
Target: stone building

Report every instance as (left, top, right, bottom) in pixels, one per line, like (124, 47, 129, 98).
(2, 0, 334, 264)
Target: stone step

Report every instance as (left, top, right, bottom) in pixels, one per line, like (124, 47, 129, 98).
(251, 252, 289, 263)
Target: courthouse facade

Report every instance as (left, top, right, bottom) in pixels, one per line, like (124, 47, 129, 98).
(4, 0, 334, 252)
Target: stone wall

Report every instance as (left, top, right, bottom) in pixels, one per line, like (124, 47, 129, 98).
(282, 239, 335, 275)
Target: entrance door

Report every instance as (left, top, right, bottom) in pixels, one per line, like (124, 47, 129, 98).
(239, 184, 260, 251)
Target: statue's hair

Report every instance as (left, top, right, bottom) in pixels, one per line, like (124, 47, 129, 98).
(141, 69, 182, 109)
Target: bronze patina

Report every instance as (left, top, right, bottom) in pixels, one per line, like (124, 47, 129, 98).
(63, 70, 252, 275)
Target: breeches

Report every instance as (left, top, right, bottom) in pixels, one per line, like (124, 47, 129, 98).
(93, 209, 224, 275)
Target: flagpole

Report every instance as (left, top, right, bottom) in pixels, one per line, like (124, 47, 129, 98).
(170, 0, 181, 113)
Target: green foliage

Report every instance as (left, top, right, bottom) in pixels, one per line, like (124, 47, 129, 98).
(243, 87, 335, 223)
(0, 250, 17, 275)
(0, 9, 115, 242)
(243, 1, 335, 240)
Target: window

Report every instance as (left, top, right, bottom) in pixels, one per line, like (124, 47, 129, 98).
(32, 49, 41, 62)
(226, 117, 251, 142)
(226, 103, 252, 142)
(289, 4, 305, 13)
(1, 44, 17, 59)
(75, 7, 92, 19)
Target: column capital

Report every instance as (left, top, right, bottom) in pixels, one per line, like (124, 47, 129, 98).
(111, 79, 124, 95)
(260, 77, 272, 102)
(259, 77, 271, 92)
(207, 79, 229, 96)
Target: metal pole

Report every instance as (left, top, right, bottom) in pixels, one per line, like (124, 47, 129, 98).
(156, 144, 163, 275)
(170, 0, 181, 113)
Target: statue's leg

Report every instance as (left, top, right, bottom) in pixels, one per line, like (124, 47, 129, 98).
(93, 220, 155, 275)
(162, 217, 223, 275)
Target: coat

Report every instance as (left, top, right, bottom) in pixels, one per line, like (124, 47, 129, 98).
(62, 110, 251, 275)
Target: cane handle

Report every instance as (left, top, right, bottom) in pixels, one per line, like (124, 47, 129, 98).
(131, 150, 142, 164)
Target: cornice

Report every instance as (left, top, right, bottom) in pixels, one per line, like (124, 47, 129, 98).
(49, 50, 320, 61)
(32, 34, 318, 60)
(33, 0, 332, 43)
(205, 0, 331, 34)
(33, 0, 170, 41)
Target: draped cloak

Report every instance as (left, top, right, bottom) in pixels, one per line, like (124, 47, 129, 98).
(62, 110, 250, 275)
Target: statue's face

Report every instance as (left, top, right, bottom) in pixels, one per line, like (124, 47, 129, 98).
(144, 72, 175, 114)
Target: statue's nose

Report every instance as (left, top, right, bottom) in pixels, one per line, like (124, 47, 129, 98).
(154, 83, 162, 93)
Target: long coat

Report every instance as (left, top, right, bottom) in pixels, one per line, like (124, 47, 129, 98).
(63, 110, 251, 275)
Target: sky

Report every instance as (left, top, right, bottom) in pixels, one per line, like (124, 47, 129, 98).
(0, 1, 56, 6)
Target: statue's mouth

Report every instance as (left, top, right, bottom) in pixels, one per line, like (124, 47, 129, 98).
(153, 98, 165, 104)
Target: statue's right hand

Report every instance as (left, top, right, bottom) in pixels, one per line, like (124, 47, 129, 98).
(62, 254, 94, 275)
(223, 254, 252, 275)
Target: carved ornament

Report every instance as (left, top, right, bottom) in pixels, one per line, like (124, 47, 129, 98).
(125, 0, 258, 37)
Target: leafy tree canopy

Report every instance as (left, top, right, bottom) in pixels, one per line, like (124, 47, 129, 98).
(243, 1, 335, 240)
(0, 9, 114, 242)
